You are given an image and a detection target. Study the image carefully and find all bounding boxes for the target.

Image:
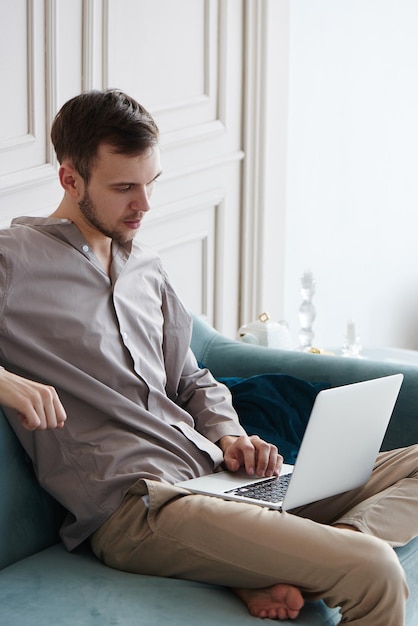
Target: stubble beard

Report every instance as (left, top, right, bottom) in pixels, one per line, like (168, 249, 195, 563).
(78, 189, 133, 244)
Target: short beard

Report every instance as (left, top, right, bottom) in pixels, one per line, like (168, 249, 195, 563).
(78, 189, 128, 244)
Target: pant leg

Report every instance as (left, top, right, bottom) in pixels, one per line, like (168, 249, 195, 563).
(293, 445, 418, 547)
(91, 478, 408, 625)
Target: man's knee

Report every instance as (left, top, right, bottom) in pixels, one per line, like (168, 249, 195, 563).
(371, 539, 407, 587)
(345, 538, 408, 614)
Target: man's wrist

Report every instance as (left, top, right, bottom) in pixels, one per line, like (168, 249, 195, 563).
(218, 434, 239, 452)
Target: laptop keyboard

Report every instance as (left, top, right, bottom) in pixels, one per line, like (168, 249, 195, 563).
(225, 473, 292, 504)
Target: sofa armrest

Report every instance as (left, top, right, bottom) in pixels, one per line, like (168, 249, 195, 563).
(0, 407, 65, 570)
(191, 314, 418, 451)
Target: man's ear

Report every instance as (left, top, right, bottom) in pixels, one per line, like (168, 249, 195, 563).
(59, 162, 83, 198)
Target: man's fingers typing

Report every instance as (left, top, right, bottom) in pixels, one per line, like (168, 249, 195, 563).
(248, 435, 282, 477)
(221, 434, 283, 478)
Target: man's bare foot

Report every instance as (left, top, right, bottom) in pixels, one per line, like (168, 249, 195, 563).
(233, 583, 304, 620)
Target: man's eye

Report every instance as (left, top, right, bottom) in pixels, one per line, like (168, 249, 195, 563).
(119, 185, 132, 193)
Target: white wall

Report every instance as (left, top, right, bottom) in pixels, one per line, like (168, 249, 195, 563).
(5, 1, 416, 349)
(282, 0, 418, 349)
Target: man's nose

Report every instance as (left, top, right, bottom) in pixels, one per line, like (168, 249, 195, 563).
(131, 186, 151, 212)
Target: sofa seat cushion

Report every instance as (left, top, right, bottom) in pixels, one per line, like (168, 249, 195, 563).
(1, 539, 417, 625)
(0, 543, 341, 625)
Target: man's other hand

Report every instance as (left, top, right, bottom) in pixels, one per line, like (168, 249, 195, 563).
(0, 368, 67, 431)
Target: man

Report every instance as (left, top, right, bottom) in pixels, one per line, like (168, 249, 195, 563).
(0, 89, 417, 624)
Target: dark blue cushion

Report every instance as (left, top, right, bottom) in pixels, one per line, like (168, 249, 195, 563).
(216, 373, 328, 463)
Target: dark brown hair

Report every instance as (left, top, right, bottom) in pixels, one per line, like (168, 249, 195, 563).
(51, 89, 159, 183)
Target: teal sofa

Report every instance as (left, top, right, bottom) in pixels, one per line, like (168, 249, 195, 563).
(1, 314, 417, 625)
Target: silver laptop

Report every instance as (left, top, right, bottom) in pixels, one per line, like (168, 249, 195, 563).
(176, 374, 403, 511)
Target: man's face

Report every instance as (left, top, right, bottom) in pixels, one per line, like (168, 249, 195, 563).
(78, 143, 162, 244)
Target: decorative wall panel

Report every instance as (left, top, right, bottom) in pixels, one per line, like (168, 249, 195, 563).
(0, 0, 63, 222)
(0, 0, 247, 337)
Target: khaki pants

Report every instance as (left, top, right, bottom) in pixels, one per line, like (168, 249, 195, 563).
(91, 445, 418, 625)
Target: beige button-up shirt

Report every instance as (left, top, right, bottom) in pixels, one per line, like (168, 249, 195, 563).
(0, 217, 245, 549)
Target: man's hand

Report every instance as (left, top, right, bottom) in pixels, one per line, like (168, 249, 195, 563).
(0, 367, 67, 431)
(219, 434, 282, 478)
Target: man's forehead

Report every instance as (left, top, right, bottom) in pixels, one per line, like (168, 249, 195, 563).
(97, 142, 160, 161)
(93, 143, 161, 175)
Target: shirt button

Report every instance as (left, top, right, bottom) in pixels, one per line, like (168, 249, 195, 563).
(123, 332, 128, 340)
(82, 244, 89, 252)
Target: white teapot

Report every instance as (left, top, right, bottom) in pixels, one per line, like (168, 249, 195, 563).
(237, 312, 293, 350)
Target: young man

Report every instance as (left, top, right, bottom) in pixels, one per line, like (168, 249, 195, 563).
(0, 89, 417, 624)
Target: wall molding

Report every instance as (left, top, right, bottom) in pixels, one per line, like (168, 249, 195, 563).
(157, 229, 211, 315)
(26, 0, 36, 138)
(0, 164, 57, 196)
(142, 188, 222, 321)
(240, 0, 289, 325)
(45, 0, 57, 166)
(0, 0, 58, 190)
(147, 187, 225, 224)
(0, 0, 36, 152)
(241, 0, 268, 324)
(101, 0, 109, 87)
(82, 0, 94, 91)
(160, 148, 244, 180)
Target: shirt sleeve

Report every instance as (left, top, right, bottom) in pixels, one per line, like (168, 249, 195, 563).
(160, 263, 246, 443)
(177, 347, 247, 443)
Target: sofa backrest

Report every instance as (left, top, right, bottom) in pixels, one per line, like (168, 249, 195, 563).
(0, 407, 64, 569)
(190, 314, 418, 452)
